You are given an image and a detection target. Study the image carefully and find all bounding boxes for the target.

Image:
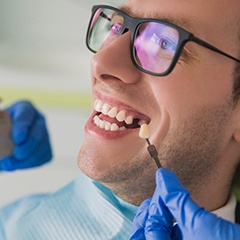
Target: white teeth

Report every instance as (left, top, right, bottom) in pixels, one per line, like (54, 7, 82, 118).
(94, 99, 98, 108)
(111, 123, 119, 131)
(104, 121, 111, 131)
(125, 115, 133, 125)
(93, 115, 98, 124)
(93, 115, 120, 131)
(93, 99, 148, 131)
(94, 99, 133, 123)
(116, 110, 126, 122)
(102, 103, 110, 115)
(99, 120, 105, 129)
(108, 106, 118, 118)
(95, 99, 103, 112)
(138, 119, 147, 126)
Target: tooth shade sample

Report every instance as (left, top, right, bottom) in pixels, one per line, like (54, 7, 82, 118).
(139, 124, 149, 139)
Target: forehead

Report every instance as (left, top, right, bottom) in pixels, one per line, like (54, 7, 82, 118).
(120, 0, 239, 43)
(118, 4, 198, 35)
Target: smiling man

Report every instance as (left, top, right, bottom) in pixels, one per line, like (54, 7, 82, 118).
(1, 0, 240, 239)
(80, 0, 240, 210)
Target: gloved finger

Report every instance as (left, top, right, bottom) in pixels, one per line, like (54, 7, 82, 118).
(5, 101, 38, 144)
(17, 143, 52, 170)
(0, 139, 52, 171)
(156, 168, 240, 239)
(16, 135, 52, 170)
(13, 114, 50, 160)
(144, 171, 174, 240)
(130, 198, 151, 240)
(155, 168, 205, 230)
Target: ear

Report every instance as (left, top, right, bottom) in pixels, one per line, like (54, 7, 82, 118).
(233, 129, 240, 143)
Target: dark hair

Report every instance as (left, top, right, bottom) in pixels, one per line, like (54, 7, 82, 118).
(232, 61, 240, 199)
(232, 163, 240, 200)
(232, 63, 240, 103)
(232, 18, 240, 102)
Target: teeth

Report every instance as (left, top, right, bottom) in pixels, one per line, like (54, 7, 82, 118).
(108, 106, 118, 118)
(94, 115, 120, 131)
(99, 120, 105, 129)
(93, 98, 148, 131)
(138, 119, 147, 126)
(111, 123, 119, 131)
(94, 99, 135, 124)
(94, 99, 103, 112)
(125, 115, 133, 125)
(102, 103, 110, 115)
(104, 121, 111, 131)
(116, 110, 126, 122)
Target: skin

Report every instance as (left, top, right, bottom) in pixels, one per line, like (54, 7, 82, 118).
(78, 0, 240, 210)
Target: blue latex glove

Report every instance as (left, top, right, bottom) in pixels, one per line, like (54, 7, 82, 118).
(0, 100, 52, 171)
(130, 168, 240, 240)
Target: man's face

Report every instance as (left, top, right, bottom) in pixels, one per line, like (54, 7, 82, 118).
(78, 0, 240, 203)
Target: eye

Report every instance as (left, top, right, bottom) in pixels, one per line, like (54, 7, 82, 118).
(160, 38, 176, 51)
(109, 13, 124, 35)
(150, 33, 177, 51)
(110, 22, 122, 35)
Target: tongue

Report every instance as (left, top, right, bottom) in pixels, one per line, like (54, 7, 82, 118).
(99, 114, 140, 129)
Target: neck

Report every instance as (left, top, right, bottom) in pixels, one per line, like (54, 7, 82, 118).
(192, 184, 231, 212)
(189, 165, 233, 212)
(102, 175, 156, 206)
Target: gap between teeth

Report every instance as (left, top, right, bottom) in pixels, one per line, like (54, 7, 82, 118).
(94, 99, 147, 131)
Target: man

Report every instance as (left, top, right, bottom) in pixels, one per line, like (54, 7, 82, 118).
(1, 0, 240, 239)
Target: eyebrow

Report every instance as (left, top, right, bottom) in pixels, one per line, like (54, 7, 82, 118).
(118, 4, 200, 36)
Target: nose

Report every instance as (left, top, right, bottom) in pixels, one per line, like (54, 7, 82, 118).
(91, 32, 142, 84)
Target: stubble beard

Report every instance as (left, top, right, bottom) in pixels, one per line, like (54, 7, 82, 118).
(159, 103, 234, 195)
(78, 99, 234, 202)
(78, 138, 157, 202)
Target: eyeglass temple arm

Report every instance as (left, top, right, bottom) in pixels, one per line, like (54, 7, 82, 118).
(191, 36, 240, 63)
(99, 12, 111, 21)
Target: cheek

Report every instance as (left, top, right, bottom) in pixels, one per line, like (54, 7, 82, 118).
(149, 65, 233, 119)
(155, 100, 233, 187)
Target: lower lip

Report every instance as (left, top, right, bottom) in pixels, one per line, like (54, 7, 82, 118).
(85, 114, 139, 140)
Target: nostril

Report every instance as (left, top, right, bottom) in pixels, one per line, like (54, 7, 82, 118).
(101, 74, 121, 81)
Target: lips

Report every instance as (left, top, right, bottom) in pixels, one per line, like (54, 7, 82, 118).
(93, 98, 150, 132)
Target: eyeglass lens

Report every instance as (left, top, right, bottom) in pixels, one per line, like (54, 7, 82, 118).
(87, 7, 180, 75)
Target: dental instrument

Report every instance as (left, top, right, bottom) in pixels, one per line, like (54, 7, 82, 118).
(139, 124, 161, 168)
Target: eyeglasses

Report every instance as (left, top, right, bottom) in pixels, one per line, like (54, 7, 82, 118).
(86, 5, 240, 76)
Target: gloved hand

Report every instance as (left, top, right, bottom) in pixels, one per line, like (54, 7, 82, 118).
(130, 168, 240, 240)
(0, 100, 52, 171)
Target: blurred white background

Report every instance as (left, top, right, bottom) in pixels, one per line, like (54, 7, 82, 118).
(0, 0, 121, 206)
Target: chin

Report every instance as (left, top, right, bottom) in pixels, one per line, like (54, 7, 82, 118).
(77, 142, 120, 182)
